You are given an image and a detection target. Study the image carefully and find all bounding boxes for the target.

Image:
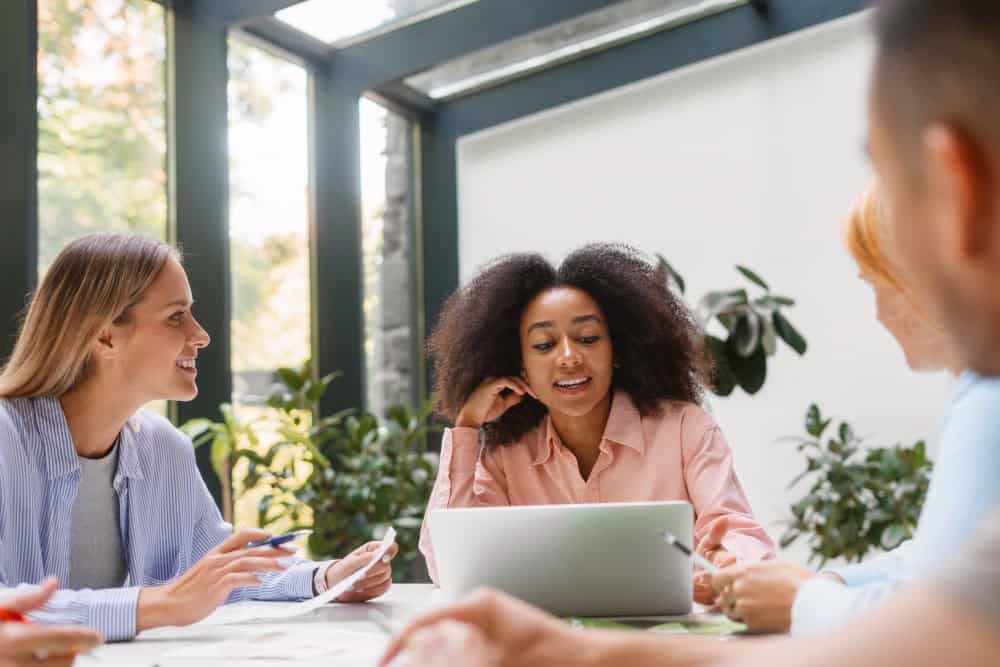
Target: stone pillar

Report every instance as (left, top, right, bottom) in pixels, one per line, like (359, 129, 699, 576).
(368, 111, 413, 415)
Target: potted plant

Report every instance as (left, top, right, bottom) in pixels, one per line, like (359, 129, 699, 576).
(657, 257, 807, 396)
(780, 404, 933, 566)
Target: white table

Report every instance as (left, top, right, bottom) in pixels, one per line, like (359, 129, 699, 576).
(79, 584, 439, 667)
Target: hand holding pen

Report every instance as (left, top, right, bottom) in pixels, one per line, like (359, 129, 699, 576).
(0, 577, 102, 666)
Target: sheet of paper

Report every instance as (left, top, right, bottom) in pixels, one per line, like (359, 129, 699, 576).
(197, 526, 397, 626)
(166, 628, 386, 661)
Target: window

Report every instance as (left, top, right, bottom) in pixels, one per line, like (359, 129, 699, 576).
(227, 37, 311, 529)
(37, 0, 167, 271)
(275, 0, 479, 47)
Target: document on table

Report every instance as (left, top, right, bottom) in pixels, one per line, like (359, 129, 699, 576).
(165, 627, 387, 662)
(197, 526, 397, 626)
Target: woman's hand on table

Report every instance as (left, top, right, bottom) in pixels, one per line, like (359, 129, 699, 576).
(711, 560, 818, 633)
(693, 549, 738, 605)
(326, 541, 400, 603)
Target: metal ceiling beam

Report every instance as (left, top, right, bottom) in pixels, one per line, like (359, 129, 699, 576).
(235, 20, 329, 66)
(332, 0, 628, 87)
(183, 0, 303, 27)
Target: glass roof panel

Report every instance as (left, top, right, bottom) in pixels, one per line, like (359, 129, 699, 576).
(275, 0, 480, 47)
(405, 0, 747, 100)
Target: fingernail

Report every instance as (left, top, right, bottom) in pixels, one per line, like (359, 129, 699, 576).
(382, 556, 391, 564)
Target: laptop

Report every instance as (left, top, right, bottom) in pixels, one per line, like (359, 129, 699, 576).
(428, 501, 694, 617)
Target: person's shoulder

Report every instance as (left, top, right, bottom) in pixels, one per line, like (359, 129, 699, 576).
(0, 398, 31, 445)
(0, 398, 36, 472)
(131, 408, 197, 459)
(962, 371, 1000, 397)
(0, 399, 20, 432)
(648, 399, 718, 431)
(950, 371, 1000, 425)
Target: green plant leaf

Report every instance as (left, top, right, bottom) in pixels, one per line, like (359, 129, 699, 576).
(760, 316, 777, 356)
(805, 404, 824, 437)
(735, 265, 770, 291)
(729, 310, 763, 358)
(697, 290, 748, 326)
(276, 367, 304, 390)
(655, 254, 686, 294)
(773, 311, 808, 355)
(881, 523, 908, 550)
(726, 341, 767, 394)
(705, 335, 736, 397)
(210, 436, 231, 481)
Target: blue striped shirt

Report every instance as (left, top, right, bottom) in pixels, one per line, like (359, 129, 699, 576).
(0, 397, 317, 641)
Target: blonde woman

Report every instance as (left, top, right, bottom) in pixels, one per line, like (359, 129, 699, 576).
(0, 234, 398, 642)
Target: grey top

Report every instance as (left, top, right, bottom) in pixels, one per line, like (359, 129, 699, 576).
(938, 509, 1000, 624)
(67, 439, 128, 590)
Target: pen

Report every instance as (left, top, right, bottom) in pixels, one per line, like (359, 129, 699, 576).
(661, 530, 720, 576)
(0, 608, 30, 624)
(246, 529, 313, 549)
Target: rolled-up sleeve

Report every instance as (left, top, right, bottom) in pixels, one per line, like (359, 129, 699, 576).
(25, 585, 140, 642)
(681, 415, 775, 564)
(419, 427, 510, 583)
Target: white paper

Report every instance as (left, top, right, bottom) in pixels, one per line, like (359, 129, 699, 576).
(198, 527, 397, 626)
(166, 628, 386, 661)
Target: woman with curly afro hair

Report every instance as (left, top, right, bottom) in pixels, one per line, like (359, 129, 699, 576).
(419, 243, 774, 602)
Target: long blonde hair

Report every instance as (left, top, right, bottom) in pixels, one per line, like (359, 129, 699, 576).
(0, 234, 180, 398)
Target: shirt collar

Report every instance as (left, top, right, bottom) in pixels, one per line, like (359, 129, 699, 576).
(532, 390, 646, 466)
(35, 397, 144, 480)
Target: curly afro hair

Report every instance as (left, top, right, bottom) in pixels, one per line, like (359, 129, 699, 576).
(428, 243, 708, 448)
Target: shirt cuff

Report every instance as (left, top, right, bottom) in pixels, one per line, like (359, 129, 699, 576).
(283, 561, 322, 600)
(312, 560, 336, 595)
(89, 586, 141, 642)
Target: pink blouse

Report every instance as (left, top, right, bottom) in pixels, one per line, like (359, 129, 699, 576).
(419, 391, 775, 583)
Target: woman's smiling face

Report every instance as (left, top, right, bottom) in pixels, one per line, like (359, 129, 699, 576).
(519, 287, 614, 420)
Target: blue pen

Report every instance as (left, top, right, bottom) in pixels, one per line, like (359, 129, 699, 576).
(246, 529, 313, 549)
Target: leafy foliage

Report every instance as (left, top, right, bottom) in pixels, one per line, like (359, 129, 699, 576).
(181, 404, 264, 524)
(37, 0, 168, 270)
(183, 361, 440, 582)
(655, 257, 807, 396)
(780, 404, 933, 566)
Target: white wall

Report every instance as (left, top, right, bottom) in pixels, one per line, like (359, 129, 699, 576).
(455, 13, 954, 562)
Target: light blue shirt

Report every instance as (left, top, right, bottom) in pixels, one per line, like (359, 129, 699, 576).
(0, 397, 317, 641)
(792, 371, 1000, 634)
